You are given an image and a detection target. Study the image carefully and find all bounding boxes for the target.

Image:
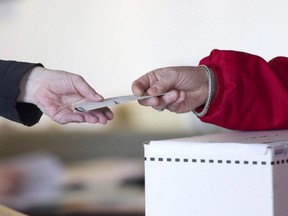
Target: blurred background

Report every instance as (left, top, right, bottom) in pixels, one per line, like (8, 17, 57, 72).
(1, 0, 288, 215)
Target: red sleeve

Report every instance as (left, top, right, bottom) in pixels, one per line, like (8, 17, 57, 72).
(198, 49, 288, 130)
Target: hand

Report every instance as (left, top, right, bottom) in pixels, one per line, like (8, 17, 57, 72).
(18, 67, 113, 124)
(132, 66, 209, 113)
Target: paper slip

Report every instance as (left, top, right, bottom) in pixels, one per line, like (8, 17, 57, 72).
(75, 94, 166, 112)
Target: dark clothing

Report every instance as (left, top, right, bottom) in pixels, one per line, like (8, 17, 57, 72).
(0, 60, 43, 126)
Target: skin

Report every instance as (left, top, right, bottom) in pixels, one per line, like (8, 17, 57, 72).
(17, 66, 113, 125)
(132, 66, 209, 113)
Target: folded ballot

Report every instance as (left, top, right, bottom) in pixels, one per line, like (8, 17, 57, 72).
(75, 94, 165, 112)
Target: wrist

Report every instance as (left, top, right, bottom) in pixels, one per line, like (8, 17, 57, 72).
(17, 66, 44, 105)
(193, 65, 217, 117)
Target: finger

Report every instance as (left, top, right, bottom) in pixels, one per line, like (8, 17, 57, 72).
(104, 109, 114, 120)
(132, 70, 166, 96)
(87, 108, 114, 124)
(91, 114, 108, 124)
(151, 91, 179, 110)
(132, 80, 145, 96)
(132, 72, 158, 95)
(137, 96, 161, 107)
(145, 68, 180, 96)
(72, 75, 104, 101)
(74, 112, 108, 124)
(137, 91, 177, 108)
(133, 77, 170, 97)
(147, 78, 175, 96)
(56, 113, 86, 124)
(161, 91, 179, 103)
(83, 113, 100, 124)
(165, 91, 187, 113)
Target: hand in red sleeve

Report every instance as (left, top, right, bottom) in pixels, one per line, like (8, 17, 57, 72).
(132, 66, 209, 113)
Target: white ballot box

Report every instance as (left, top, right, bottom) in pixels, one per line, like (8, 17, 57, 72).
(144, 130, 288, 216)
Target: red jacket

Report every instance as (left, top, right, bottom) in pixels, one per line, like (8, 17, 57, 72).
(199, 49, 288, 131)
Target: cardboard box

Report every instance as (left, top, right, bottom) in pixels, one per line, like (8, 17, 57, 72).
(144, 130, 288, 216)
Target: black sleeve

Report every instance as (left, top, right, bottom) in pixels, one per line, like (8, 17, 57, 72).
(0, 59, 43, 126)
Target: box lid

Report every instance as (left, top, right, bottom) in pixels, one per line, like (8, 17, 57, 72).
(145, 130, 288, 156)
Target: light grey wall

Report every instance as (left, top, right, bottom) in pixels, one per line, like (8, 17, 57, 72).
(1, 0, 287, 133)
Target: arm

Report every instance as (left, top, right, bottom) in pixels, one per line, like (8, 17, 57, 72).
(199, 49, 288, 130)
(0, 60, 43, 126)
(132, 49, 288, 131)
(0, 60, 113, 126)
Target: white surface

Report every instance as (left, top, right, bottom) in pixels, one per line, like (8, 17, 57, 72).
(145, 130, 288, 216)
(146, 130, 288, 156)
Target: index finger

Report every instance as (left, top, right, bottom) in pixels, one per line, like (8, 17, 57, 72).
(132, 72, 160, 96)
(132, 80, 145, 96)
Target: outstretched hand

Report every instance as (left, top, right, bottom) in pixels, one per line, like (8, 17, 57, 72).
(132, 66, 208, 113)
(18, 67, 113, 124)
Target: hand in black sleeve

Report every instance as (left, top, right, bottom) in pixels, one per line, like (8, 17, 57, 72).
(0, 60, 43, 126)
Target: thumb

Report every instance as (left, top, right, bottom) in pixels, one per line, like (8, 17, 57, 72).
(72, 76, 104, 101)
(147, 78, 174, 96)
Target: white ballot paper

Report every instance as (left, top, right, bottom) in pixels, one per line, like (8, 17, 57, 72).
(75, 94, 166, 112)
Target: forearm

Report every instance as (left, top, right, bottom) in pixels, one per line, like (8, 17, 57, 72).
(198, 49, 288, 130)
(0, 59, 43, 126)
